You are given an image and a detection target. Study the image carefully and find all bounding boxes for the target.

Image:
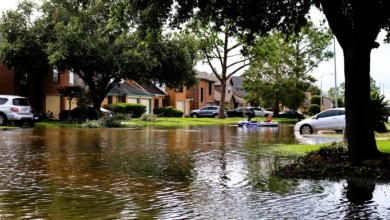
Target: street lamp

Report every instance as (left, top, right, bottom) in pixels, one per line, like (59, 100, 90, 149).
(333, 36, 338, 108)
(321, 73, 333, 111)
(311, 27, 338, 108)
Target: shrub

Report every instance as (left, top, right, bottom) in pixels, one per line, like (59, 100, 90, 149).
(141, 113, 157, 122)
(310, 95, 321, 106)
(103, 103, 146, 117)
(153, 106, 183, 117)
(173, 109, 184, 117)
(308, 104, 321, 115)
(81, 115, 122, 128)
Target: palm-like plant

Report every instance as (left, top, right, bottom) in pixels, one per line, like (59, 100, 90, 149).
(370, 91, 389, 133)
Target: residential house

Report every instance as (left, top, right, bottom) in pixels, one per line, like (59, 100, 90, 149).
(187, 71, 218, 110)
(103, 81, 155, 114)
(213, 75, 235, 110)
(322, 97, 333, 111)
(297, 92, 312, 113)
(0, 62, 75, 119)
(129, 80, 192, 117)
(230, 76, 248, 108)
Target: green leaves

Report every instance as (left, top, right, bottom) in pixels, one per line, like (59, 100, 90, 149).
(243, 22, 333, 110)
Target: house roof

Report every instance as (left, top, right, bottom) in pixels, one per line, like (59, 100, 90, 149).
(197, 71, 218, 82)
(138, 82, 167, 95)
(233, 94, 245, 105)
(214, 89, 233, 103)
(230, 76, 248, 97)
(108, 82, 155, 97)
(231, 76, 244, 88)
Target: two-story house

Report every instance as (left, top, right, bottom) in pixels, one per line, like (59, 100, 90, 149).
(187, 71, 218, 110)
(0, 62, 76, 119)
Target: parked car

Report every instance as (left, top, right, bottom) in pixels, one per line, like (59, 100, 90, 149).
(0, 95, 34, 126)
(275, 109, 306, 120)
(294, 108, 346, 134)
(247, 107, 273, 117)
(226, 107, 255, 117)
(190, 106, 227, 118)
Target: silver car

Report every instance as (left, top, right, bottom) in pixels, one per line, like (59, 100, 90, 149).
(0, 95, 34, 126)
(190, 106, 227, 118)
(294, 108, 346, 134)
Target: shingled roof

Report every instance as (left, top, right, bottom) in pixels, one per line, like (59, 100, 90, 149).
(109, 82, 154, 96)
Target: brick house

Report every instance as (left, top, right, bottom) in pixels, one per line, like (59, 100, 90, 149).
(102, 81, 155, 114)
(213, 75, 235, 110)
(187, 71, 218, 110)
(0, 63, 75, 119)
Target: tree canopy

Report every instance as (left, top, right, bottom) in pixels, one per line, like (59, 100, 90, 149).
(128, 0, 390, 159)
(0, 0, 198, 111)
(242, 22, 333, 113)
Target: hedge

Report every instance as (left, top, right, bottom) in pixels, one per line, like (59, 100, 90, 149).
(103, 103, 146, 118)
(308, 104, 321, 115)
(153, 106, 184, 117)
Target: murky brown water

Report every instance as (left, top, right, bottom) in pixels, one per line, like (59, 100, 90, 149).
(0, 124, 389, 219)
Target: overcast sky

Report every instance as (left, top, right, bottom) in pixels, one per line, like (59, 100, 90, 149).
(2, 1, 390, 101)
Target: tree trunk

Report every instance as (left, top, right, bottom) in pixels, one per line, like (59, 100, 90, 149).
(344, 41, 381, 159)
(219, 79, 227, 119)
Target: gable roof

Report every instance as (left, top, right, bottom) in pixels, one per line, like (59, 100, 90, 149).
(197, 71, 218, 82)
(138, 82, 167, 95)
(109, 82, 154, 97)
(230, 76, 248, 98)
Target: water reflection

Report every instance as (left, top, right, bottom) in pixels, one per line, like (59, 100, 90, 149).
(0, 126, 388, 219)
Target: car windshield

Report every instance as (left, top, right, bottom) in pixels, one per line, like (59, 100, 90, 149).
(12, 98, 30, 106)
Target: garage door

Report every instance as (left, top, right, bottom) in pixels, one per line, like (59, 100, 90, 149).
(141, 99, 151, 114)
(46, 95, 61, 119)
(176, 101, 184, 114)
(128, 98, 138, 104)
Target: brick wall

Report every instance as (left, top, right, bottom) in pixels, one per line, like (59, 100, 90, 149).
(187, 80, 215, 110)
(165, 87, 187, 108)
(0, 61, 15, 94)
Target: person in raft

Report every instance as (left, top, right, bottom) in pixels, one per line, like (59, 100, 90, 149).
(264, 115, 272, 122)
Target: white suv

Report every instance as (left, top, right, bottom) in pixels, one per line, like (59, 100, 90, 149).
(0, 95, 34, 126)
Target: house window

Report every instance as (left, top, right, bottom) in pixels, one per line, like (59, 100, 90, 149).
(209, 82, 212, 95)
(228, 86, 231, 93)
(68, 70, 74, 85)
(154, 99, 159, 108)
(21, 72, 28, 85)
(108, 96, 113, 104)
(201, 88, 204, 102)
(53, 67, 60, 83)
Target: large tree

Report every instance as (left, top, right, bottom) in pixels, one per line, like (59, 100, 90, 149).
(129, 0, 390, 159)
(0, 1, 49, 109)
(242, 23, 333, 114)
(1, 0, 198, 111)
(187, 20, 255, 118)
(42, 0, 198, 110)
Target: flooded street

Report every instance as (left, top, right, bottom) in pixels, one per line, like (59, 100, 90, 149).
(0, 124, 389, 219)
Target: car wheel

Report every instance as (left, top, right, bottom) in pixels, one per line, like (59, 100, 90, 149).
(0, 114, 6, 126)
(214, 114, 219, 118)
(300, 125, 313, 134)
(192, 113, 199, 118)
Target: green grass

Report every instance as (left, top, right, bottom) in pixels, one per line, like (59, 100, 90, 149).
(35, 120, 81, 127)
(258, 140, 390, 158)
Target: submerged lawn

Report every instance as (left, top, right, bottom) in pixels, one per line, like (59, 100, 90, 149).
(32, 117, 390, 158)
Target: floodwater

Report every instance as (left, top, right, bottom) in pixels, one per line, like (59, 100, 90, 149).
(0, 123, 389, 219)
